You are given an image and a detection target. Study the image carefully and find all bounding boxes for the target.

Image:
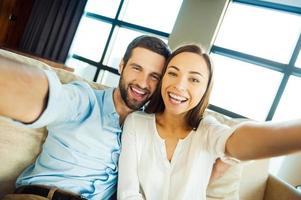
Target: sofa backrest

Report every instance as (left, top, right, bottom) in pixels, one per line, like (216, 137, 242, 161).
(205, 110, 270, 200)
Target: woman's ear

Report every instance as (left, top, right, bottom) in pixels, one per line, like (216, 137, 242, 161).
(119, 60, 125, 75)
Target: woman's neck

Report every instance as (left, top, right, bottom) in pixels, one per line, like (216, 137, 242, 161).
(156, 112, 191, 134)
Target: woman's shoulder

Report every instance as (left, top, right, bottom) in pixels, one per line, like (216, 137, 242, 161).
(196, 115, 230, 133)
(125, 111, 155, 124)
(200, 115, 220, 126)
(128, 111, 154, 120)
(123, 112, 155, 140)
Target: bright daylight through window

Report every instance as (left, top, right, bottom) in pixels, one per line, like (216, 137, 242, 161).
(210, 0, 301, 177)
(66, 0, 182, 87)
(210, 1, 301, 122)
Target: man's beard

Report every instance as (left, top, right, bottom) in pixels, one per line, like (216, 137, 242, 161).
(118, 76, 150, 110)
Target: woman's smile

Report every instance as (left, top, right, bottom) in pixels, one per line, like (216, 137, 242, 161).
(167, 92, 188, 104)
(161, 52, 210, 115)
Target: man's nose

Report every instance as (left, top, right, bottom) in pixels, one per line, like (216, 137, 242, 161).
(136, 73, 148, 89)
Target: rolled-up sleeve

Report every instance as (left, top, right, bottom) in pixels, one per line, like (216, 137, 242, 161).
(202, 116, 240, 165)
(26, 69, 96, 128)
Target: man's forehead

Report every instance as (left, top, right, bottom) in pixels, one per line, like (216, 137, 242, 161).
(126, 47, 165, 72)
(131, 47, 152, 55)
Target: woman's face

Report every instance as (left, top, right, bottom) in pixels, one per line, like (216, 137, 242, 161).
(161, 52, 209, 116)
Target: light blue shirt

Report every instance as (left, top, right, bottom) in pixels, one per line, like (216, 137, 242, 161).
(16, 70, 122, 200)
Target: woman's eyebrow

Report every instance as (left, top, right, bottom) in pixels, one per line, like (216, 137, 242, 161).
(168, 65, 205, 78)
(189, 71, 204, 77)
(168, 66, 180, 71)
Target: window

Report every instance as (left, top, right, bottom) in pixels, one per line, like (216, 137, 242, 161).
(210, 54, 283, 121)
(66, 0, 182, 86)
(210, 0, 301, 121)
(273, 75, 301, 121)
(210, 0, 301, 178)
(68, 17, 112, 62)
(214, 3, 300, 64)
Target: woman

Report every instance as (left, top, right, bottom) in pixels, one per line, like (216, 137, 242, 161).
(117, 44, 301, 200)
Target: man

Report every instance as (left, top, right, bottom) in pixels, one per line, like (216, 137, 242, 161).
(0, 35, 171, 200)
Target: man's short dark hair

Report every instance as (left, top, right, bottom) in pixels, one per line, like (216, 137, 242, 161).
(122, 35, 171, 66)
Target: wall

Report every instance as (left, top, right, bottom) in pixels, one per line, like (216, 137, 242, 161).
(168, 0, 229, 52)
(0, 0, 34, 49)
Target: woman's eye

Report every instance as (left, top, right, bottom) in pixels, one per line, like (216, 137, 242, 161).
(190, 78, 200, 83)
(167, 71, 177, 76)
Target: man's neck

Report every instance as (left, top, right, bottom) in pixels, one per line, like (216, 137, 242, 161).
(113, 88, 133, 125)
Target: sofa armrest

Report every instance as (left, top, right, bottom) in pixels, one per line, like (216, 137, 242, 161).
(264, 174, 301, 200)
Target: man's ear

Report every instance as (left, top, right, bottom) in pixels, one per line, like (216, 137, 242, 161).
(119, 60, 125, 75)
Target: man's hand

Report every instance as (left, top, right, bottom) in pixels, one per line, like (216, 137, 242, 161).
(0, 55, 49, 123)
(210, 158, 231, 181)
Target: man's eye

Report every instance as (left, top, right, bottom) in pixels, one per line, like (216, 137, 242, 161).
(132, 66, 141, 71)
(151, 75, 160, 81)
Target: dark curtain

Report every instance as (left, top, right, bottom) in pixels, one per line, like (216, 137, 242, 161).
(19, 0, 87, 63)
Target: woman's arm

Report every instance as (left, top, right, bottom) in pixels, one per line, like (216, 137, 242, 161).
(118, 115, 144, 200)
(226, 119, 301, 160)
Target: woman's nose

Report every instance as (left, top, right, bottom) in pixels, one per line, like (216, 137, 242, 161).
(174, 78, 187, 91)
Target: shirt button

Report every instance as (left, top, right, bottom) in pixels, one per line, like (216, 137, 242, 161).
(111, 150, 120, 165)
(105, 167, 113, 174)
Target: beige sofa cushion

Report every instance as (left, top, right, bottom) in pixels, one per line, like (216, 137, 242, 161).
(239, 159, 269, 200)
(207, 163, 242, 200)
(0, 117, 47, 197)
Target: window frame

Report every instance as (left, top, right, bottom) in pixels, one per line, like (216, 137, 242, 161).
(69, 0, 170, 82)
(209, 0, 301, 121)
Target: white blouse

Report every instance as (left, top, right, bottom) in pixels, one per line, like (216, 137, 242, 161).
(118, 111, 238, 200)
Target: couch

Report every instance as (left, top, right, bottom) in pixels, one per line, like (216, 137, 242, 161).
(1, 49, 301, 200)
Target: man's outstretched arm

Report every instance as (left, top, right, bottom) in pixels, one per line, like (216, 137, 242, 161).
(0, 55, 49, 123)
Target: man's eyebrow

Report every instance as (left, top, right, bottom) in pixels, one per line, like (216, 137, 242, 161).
(130, 63, 142, 68)
(130, 63, 162, 78)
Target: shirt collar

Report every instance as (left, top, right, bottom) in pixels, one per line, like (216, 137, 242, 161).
(102, 88, 122, 133)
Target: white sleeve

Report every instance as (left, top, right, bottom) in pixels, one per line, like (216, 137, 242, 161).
(202, 116, 240, 165)
(118, 114, 144, 200)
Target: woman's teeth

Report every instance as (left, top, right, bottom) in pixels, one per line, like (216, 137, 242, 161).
(168, 92, 188, 103)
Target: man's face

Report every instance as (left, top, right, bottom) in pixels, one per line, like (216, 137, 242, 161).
(119, 47, 166, 110)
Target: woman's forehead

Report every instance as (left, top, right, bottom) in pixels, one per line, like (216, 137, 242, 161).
(167, 52, 208, 73)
